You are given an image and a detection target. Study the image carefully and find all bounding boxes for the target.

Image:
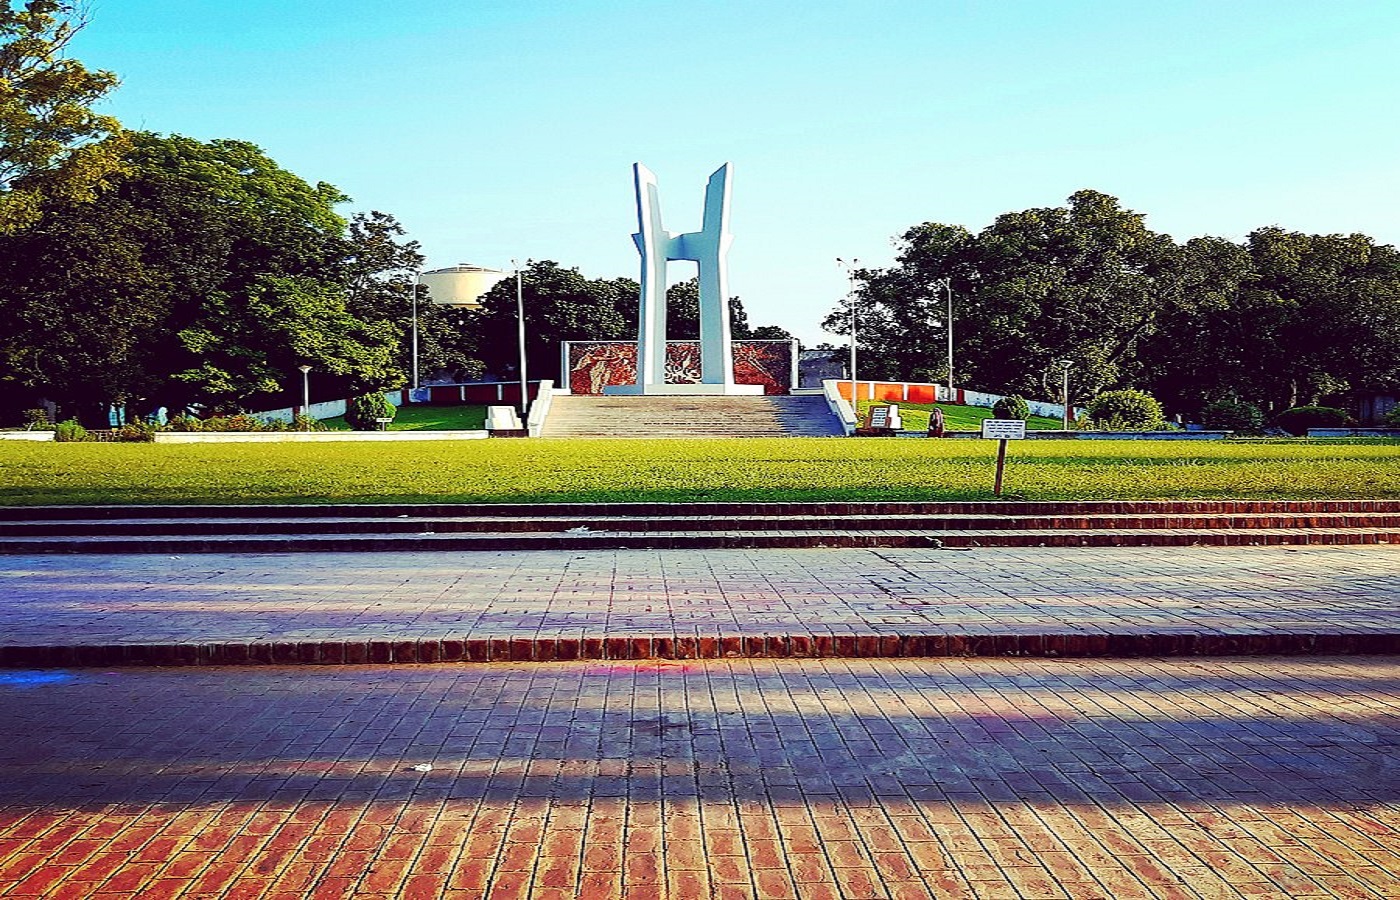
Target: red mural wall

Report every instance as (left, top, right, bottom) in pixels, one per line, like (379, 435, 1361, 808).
(567, 340, 795, 395)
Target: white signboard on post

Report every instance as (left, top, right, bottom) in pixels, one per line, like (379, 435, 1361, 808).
(981, 419, 1027, 440)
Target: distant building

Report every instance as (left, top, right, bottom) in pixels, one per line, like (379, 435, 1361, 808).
(420, 264, 509, 309)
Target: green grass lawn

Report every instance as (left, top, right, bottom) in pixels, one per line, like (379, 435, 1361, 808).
(3, 438, 1398, 505)
(319, 404, 488, 431)
(856, 400, 1063, 431)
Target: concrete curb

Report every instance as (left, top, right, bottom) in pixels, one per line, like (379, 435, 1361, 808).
(3, 632, 1397, 668)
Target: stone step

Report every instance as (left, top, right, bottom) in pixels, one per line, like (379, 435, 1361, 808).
(539, 394, 845, 438)
(5, 526, 1399, 554)
(6, 512, 1400, 537)
(5, 500, 1397, 520)
(5, 630, 1395, 669)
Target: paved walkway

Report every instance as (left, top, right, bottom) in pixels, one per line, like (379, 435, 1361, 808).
(0, 546, 1398, 664)
(1, 657, 1397, 899)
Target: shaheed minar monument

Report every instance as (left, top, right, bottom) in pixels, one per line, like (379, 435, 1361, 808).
(603, 163, 763, 396)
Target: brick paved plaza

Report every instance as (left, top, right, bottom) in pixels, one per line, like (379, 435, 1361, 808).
(0, 545, 1398, 898)
(1, 658, 1398, 899)
(0, 545, 1397, 656)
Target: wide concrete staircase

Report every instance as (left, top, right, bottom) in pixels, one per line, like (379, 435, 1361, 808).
(538, 394, 845, 438)
(4, 500, 1399, 554)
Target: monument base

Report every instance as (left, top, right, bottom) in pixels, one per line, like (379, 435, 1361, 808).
(602, 383, 765, 396)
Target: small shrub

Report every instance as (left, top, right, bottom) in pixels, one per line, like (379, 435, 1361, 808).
(22, 408, 50, 430)
(1201, 398, 1264, 433)
(345, 393, 395, 430)
(1273, 406, 1352, 436)
(113, 421, 156, 442)
(1381, 405, 1400, 427)
(54, 420, 89, 442)
(199, 414, 268, 432)
(991, 395, 1030, 420)
(165, 414, 202, 432)
(291, 412, 324, 432)
(1083, 389, 1165, 431)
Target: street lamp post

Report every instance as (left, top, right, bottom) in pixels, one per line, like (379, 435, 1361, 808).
(1056, 359, 1073, 430)
(298, 364, 311, 430)
(837, 257, 859, 406)
(513, 260, 528, 417)
(410, 271, 420, 391)
(931, 277, 954, 398)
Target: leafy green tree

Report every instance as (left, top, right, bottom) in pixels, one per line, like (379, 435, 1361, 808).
(664, 276, 788, 340)
(822, 224, 974, 384)
(0, 0, 127, 232)
(1137, 236, 1259, 415)
(0, 132, 411, 422)
(467, 260, 639, 382)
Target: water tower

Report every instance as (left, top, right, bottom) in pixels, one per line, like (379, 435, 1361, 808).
(420, 264, 509, 309)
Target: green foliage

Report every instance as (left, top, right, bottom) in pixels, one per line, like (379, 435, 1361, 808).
(21, 407, 48, 429)
(113, 421, 155, 442)
(855, 400, 1061, 433)
(828, 192, 1178, 398)
(1083, 389, 1165, 431)
(0, 0, 128, 233)
(991, 395, 1030, 420)
(3, 439, 1399, 506)
(321, 404, 486, 431)
(1273, 406, 1352, 436)
(195, 414, 283, 432)
(1200, 398, 1264, 433)
(826, 195, 1400, 423)
(1383, 406, 1400, 427)
(345, 393, 395, 430)
(52, 418, 86, 441)
(291, 413, 323, 432)
(468, 260, 638, 382)
(0, 132, 423, 422)
(663, 277, 788, 341)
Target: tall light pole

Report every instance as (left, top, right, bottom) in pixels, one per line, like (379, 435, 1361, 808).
(1056, 359, 1073, 430)
(837, 257, 859, 405)
(410, 270, 421, 391)
(298, 364, 311, 430)
(932, 277, 953, 397)
(513, 259, 528, 417)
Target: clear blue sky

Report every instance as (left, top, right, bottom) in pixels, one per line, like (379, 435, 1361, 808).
(74, 0, 1400, 343)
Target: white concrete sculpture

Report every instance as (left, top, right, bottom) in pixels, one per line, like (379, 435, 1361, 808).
(604, 162, 762, 395)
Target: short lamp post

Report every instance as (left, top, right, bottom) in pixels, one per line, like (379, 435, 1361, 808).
(836, 257, 859, 406)
(1055, 359, 1073, 430)
(298, 364, 312, 430)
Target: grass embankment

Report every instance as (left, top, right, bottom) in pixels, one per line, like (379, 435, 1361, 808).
(2, 439, 1398, 506)
(855, 401, 1062, 431)
(320, 404, 487, 431)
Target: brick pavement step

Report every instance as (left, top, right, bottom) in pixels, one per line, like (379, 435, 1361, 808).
(3, 525, 1400, 553)
(2, 500, 1400, 552)
(4, 511, 1400, 537)
(3, 632, 1396, 668)
(4, 499, 1397, 520)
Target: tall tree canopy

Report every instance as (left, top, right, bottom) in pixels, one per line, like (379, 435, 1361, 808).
(466, 261, 639, 383)
(0, 0, 126, 232)
(0, 132, 434, 423)
(830, 191, 1400, 417)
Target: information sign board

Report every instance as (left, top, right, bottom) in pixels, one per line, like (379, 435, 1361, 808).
(981, 419, 1027, 440)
